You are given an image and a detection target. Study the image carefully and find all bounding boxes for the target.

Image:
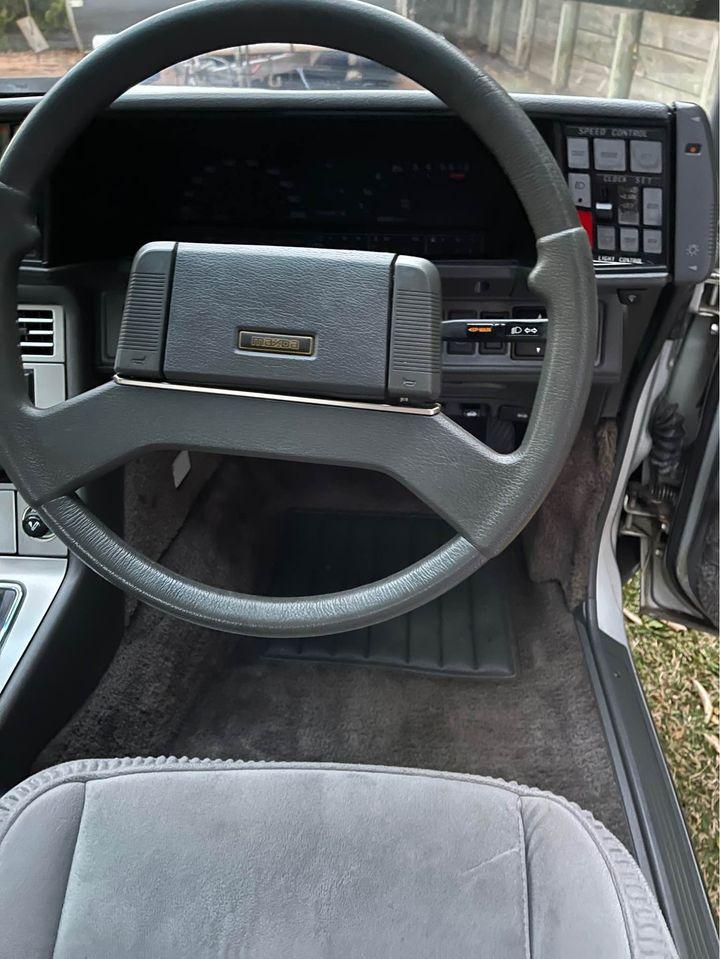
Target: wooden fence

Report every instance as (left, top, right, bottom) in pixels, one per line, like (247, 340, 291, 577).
(409, 0, 718, 110)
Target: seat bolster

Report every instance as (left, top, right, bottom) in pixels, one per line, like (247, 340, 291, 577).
(521, 794, 678, 959)
(0, 780, 85, 959)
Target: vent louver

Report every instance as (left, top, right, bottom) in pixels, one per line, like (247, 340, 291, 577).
(17, 305, 62, 361)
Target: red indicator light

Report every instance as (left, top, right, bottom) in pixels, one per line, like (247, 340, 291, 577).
(449, 172, 466, 182)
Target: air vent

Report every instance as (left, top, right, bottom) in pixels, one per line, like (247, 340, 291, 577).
(17, 304, 64, 362)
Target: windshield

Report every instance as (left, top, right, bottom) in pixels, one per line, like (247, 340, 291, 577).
(0, 0, 716, 112)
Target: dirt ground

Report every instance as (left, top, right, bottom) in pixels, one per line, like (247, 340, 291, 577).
(0, 49, 82, 78)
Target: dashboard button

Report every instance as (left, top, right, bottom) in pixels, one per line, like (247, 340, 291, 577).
(447, 309, 477, 319)
(512, 342, 545, 359)
(480, 341, 506, 354)
(447, 341, 476, 355)
(643, 187, 663, 226)
(643, 229, 663, 255)
(630, 140, 662, 173)
(620, 227, 639, 253)
(567, 137, 590, 169)
(596, 225, 616, 251)
(21, 510, 51, 540)
(593, 138, 626, 171)
(618, 185, 640, 225)
(568, 172, 591, 208)
(595, 202, 613, 221)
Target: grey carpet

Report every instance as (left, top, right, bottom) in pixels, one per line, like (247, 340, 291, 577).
(523, 421, 617, 609)
(36, 459, 629, 843)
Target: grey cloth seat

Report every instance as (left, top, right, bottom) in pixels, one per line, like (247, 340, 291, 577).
(0, 759, 677, 959)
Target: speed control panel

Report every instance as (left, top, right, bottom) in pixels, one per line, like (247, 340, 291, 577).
(562, 123, 669, 268)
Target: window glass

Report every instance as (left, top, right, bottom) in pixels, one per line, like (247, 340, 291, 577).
(0, 0, 716, 111)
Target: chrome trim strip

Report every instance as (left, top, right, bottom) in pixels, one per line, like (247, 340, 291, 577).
(0, 582, 23, 652)
(595, 271, 669, 286)
(114, 375, 441, 416)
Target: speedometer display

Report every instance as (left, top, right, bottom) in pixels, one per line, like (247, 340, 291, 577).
(178, 154, 486, 257)
(48, 113, 537, 264)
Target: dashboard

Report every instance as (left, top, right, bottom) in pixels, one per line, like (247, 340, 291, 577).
(0, 89, 714, 420)
(24, 104, 688, 277)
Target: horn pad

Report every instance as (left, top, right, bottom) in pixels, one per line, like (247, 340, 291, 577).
(115, 242, 441, 405)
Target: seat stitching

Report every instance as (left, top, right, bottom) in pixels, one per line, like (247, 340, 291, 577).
(50, 782, 87, 959)
(517, 796, 531, 959)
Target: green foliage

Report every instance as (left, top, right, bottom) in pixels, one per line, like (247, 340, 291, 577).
(624, 574, 719, 918)
(0, 0, 68, 39)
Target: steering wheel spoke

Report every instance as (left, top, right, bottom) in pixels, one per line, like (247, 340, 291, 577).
(20, 378, 516, 553)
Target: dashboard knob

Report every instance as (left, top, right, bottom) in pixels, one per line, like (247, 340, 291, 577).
(22, 509, 51, 540)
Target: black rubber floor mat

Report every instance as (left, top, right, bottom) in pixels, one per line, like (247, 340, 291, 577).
(261, 512, 516, 678)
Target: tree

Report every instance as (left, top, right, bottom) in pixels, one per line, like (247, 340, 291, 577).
(0, 0, 68, 42)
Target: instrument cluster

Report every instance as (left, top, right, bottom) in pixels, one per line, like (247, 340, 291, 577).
(176, 155, 486, 258)
(46, 113, 536, 264)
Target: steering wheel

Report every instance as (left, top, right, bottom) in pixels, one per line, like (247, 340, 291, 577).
(0, 0, 596, 637)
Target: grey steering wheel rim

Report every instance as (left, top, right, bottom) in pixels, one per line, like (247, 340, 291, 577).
(0, 0, 597, 637)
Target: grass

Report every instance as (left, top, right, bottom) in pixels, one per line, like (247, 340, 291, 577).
(623, 574, 719, 917)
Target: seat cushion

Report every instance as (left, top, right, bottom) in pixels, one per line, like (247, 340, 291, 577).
(0, 759, 677, 959)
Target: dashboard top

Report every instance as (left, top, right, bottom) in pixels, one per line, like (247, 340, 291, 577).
(0, 88, 675, 122)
